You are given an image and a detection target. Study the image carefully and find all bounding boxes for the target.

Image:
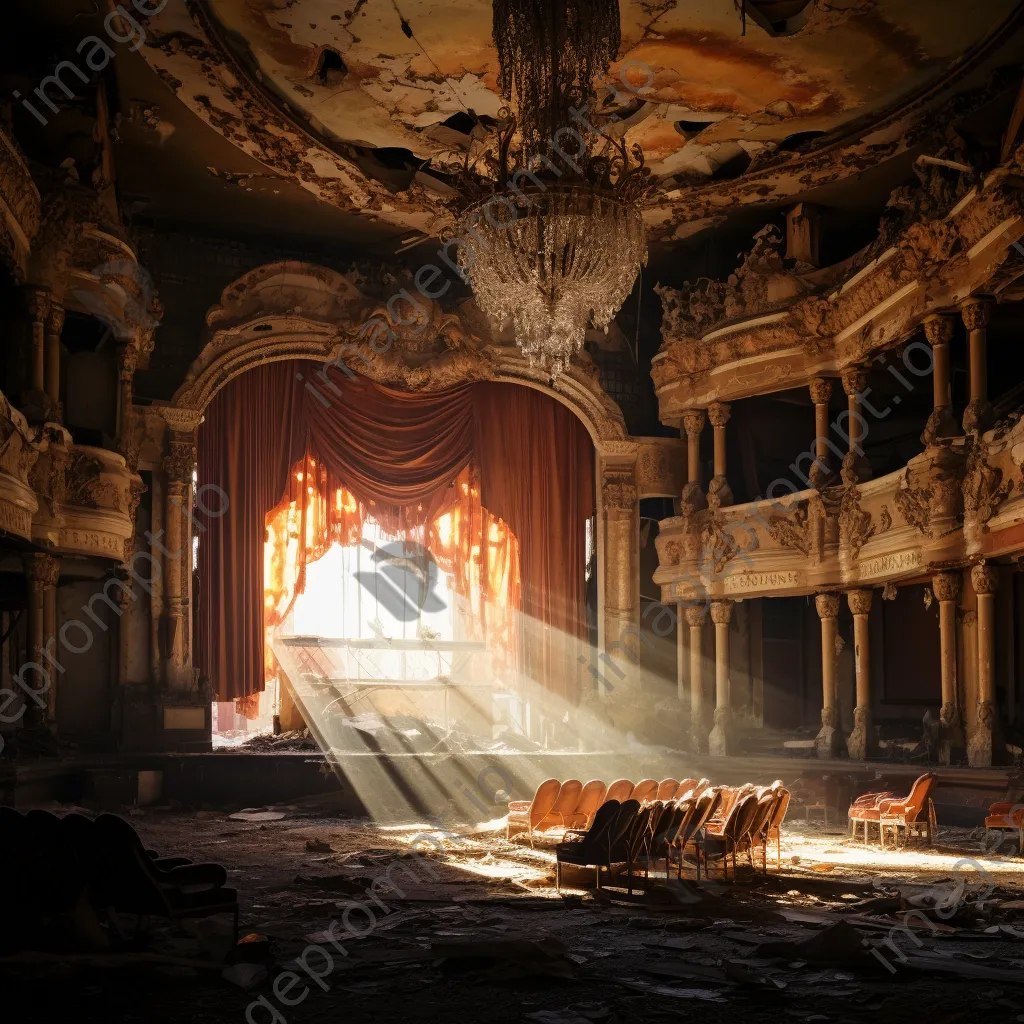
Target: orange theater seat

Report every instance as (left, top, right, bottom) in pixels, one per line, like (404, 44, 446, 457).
(563, 780, 607, 829)
(630, 779, 658, 804)
(985, 801, 1024, 852)
(506, 779, 560, 846)
(604, 779, 634, 804)
(656, 778, 680, 802)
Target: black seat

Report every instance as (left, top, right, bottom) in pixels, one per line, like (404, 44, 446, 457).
(89, 814, 238, 939)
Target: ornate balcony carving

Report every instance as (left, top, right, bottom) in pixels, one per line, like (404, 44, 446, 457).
(0, 391, 40, 540)
(652, 148, 1024, 419)
(58, 445, 137, 562)
(653, 413, 1024, 601)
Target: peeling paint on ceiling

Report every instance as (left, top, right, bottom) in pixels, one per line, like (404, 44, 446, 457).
(138, 0, 1024, 236)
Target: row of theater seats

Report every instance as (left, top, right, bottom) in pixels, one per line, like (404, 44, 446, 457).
(0, 808, 237, 951)
(553, 780, 792, 889)
(506, 777, 699, 846)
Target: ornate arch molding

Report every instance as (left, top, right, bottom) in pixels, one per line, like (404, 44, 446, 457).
(169, 261, 627, 447)
(1, 125, 41, 282)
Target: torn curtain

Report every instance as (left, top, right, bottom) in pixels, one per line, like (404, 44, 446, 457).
(195, 362, 594, 705)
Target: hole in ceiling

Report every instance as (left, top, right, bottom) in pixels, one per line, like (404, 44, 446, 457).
(747, 0, 814, 36)
(252, 323, 273, 332)
(709, 150, 753, 180)
(439, 111, 478, 136)
(313, 47, 348, 86)
(777, 130, 827, 152)
(675, 119, 716, 137)
(350, 146, 427, 192)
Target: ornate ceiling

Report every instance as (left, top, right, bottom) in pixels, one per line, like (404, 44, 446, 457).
(139, 0, 1024, 240)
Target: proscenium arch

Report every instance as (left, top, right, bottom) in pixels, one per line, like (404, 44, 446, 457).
(167, 261, 628, 449)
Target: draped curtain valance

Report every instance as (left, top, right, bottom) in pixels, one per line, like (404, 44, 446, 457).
(195, 362, 594, 704)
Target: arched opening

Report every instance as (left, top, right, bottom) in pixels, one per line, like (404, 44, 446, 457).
(193, 361, 599, 774)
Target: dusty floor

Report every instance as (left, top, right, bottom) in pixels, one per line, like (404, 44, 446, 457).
(6, 802, 1024, 1024)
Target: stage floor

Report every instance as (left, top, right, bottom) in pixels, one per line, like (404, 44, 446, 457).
(2, 748, 1017, 827)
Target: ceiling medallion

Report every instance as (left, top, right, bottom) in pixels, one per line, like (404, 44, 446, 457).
(453, 0, 654, 378)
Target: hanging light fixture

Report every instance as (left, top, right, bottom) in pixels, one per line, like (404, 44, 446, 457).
(454, 0, 653, 377)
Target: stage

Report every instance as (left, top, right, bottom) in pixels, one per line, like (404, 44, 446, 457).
(2, 748, 1017, 827)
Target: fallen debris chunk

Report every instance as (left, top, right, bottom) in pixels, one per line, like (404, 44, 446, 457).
(221, 963, 268, 989)
(756, 920, 872, 965)
(229, 811, 286, 822)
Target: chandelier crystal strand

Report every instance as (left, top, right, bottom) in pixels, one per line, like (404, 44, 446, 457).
(492, 0, 621, 156)
(455, 0, 651, 378)
(460, 189, 647, 376)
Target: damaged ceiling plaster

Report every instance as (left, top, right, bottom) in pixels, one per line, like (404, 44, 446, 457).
(138, 0, 1023, 239)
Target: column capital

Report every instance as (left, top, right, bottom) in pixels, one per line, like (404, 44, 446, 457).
(961, 297, 992, 332)
(45, 302, 65, 336)
(841, 365, 868, 396)
(23, 552, 60, 589)
(707, 402, 730, 429)
(809, 377, 833, 405)
(602, 478, 637, 510)
(815, 592, 840, 619)
(163, 434, 196, 485)
(932, 572, 961, 604)
(847, 588, 873, 615)
(922, 314, 955, 346)
(971, 561, 999, 596)
(684, 604, 707, 628)
(26, 286, 50, 322)
(710, 599, 733, 625)
(681, 408, 706, 438)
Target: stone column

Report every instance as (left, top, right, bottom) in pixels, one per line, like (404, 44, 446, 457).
(163, 432, 196, 691)
(602, 474, 639, 698)
(846, 589, 873, 759)
(933, 572, 963, 764)
(814, 592, 841, 757)
(961, 298, 992, 434)
(26, 288, 48, 394)
(706, 402, 733, 509)
(921, 315, 957, 444)
(23, 553, 60, 732)
(968, 562, 999, 767)
(809, 377, 833, 487)
(44, 302, 64, 414)
(686, 604, 707, 751)
(708, 599, 733, 755)
(840, 366, 870, 482)
(676, 600, 689, 703)
(680, 410, 706, 512)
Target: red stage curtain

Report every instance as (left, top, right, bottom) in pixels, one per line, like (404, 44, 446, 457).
(196, 363, 305, 703)
(195, 363, 594, 703)
(474, 383, 595, 702)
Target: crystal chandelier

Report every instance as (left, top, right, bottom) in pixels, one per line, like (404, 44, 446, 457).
(454, 0, 653, 377)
